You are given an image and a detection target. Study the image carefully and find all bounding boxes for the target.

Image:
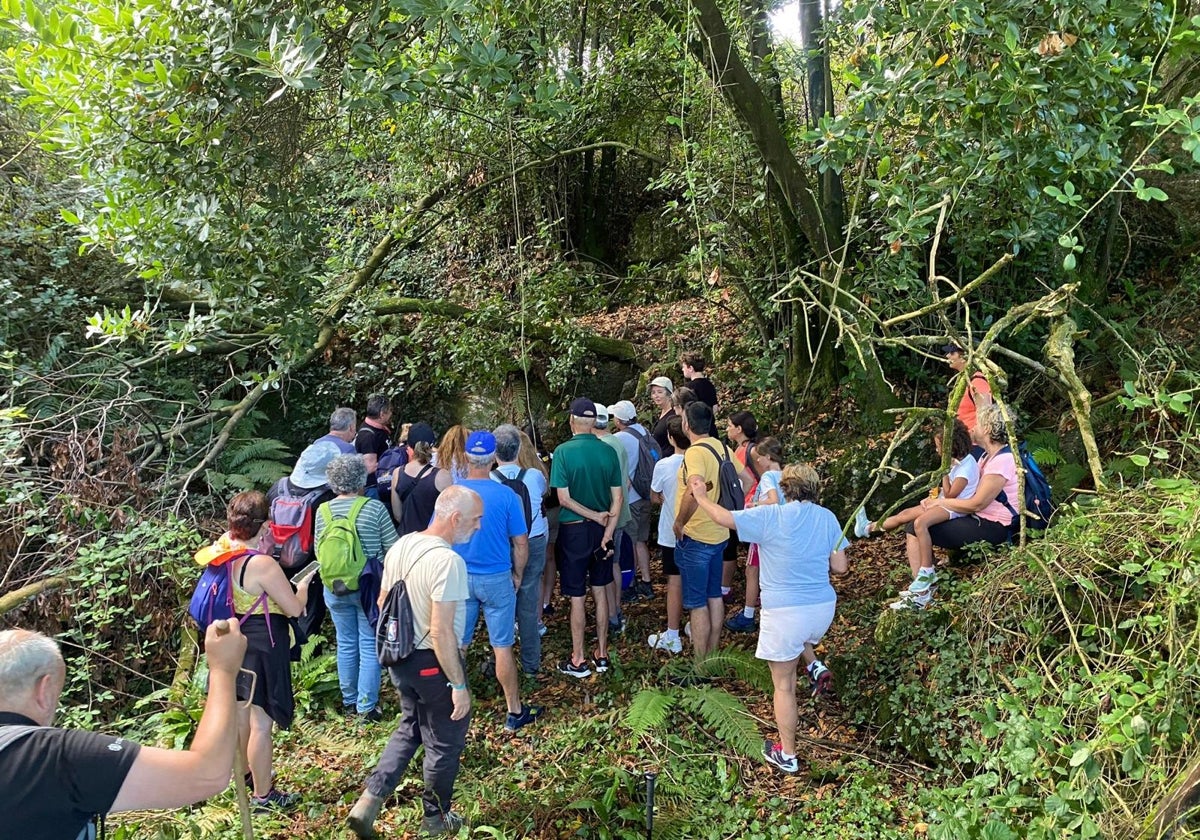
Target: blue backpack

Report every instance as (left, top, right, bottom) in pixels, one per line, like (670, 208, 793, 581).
(188, 548, 266, 631)
(995, 443, 1055, 531)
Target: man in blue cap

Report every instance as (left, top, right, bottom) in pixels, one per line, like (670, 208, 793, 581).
(454, 430, 540, 732)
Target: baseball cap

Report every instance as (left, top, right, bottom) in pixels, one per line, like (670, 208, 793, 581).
(465, 430, 496, 456)
(594, 404, 610, 425)
(942, 343, 965, 355)
(610, 400, 637, 423)
(649, 376, 674, 394)
(290, 440, 342, 489)
(407, 422, 436, 446)
(569, 397, 597, 419)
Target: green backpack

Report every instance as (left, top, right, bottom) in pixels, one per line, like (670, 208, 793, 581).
(317, 497, 368, 595)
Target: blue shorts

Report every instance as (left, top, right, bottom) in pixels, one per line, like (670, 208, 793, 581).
(463, 570, 516, 648)
(675, 536, 727, 610)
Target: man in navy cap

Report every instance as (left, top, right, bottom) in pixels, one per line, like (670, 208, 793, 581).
(549, 399, 624, 678)
(454, 430, 540, 732)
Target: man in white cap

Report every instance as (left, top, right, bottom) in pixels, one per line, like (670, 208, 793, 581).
(611, 400, 655, 603)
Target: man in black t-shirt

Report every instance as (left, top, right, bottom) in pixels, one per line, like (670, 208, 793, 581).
(0, 622, 247, 840)
(355, 393, 393, 499)
(680, 352, 718, 434)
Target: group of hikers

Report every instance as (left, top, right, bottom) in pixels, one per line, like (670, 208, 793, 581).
(0, 345, 1049, 840)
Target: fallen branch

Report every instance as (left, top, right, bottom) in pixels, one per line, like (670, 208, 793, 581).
(0, 575, 67, 617)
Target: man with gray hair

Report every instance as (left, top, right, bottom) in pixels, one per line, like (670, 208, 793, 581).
(349, 485, 481, 838)
(492, 423, 549, 675)
(0, 621, 248, 839)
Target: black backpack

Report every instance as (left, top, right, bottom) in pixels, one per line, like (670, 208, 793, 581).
(376, 543, 439, 666)
(693, 441, 746, 512)
(491, 468, 534, 533)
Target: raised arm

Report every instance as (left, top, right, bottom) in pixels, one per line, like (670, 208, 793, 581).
(110, 620, 247, 811)
(685, 474, 736, 531)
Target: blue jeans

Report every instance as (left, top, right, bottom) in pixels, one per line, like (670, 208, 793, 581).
(324, 588, 381, 713)
(516, 533, 547, 674)
(675, 536, 728, 610)
(463, 570, 517, 648)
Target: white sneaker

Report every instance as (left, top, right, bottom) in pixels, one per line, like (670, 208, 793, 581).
(908, 569, 937, 595)
(853, 507, 872, 539)
(648, 631, 683, 654)
(889, 590, 932, 610)
(683, 621, 692, 639)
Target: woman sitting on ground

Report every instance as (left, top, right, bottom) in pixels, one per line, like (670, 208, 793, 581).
(724, 436, 784, 633)
(200, 490, 310, 811)
(853, 420, 979, 603)
(317, 455, 399, 721)
(687, 463, 848, 776)
(392, 422, 452, 536)
(894, 404, 1020, 609)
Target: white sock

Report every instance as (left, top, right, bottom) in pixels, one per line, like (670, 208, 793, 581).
(743, 606, 756, 618)
(663, 628, 679, 641)
(721, 586, 731, 596)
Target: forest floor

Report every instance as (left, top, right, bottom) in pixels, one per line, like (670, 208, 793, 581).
(109, 533, 947, 840)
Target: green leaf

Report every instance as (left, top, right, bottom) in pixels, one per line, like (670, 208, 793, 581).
(1063, 252, 1076, 271)
(1070, 746, 1091, 767)
(59, 208, 80, 224)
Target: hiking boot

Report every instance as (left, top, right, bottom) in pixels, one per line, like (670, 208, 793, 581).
(557, 659, 592, 679)
(592, 655, 611, 673)
(724, 611, 757, 633)
(251, 788, 301, 813)
(808, 662, 833, 698)
(634, 579, 654, 600)
(853, 507, 872, 539)
(907, 568, 937, 595)
(762, 740, 799, 774)
(420, 810, 465, 836)
(504, 704, 543, 733)
(889, 590, 933, 610)
(359, 707, 383, 723)
(347, 791, 385, 839)
(648, 631, 682, 654)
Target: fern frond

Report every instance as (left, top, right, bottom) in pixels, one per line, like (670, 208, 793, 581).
(223, 437, 293, 470)
(680, 686, 762, 758)
(697, 648, 772, 693)
(624, 688, 677, 736)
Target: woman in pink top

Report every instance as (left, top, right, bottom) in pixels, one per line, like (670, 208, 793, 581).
(897, 404, 1019, 608)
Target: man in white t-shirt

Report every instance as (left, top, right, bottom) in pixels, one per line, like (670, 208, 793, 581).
(611, 400, 654, 602)
(647, 418, 690, 654)
(348, 486, 481, 839)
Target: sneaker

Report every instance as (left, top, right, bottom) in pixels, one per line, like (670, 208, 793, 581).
(853, 507, 872, 539)
(542, 603, 555, 617)
(593, 655, 611, 673)
(808, 662, 833, 697)
(648, 631, 683, 654)
(889, 590, 933, 610)
(537, 620, 547, 637)
(608, 614, 627, 635)
(251, 788, 301, 813)
(557, 659, 592, 679)
(635, 579, 654, 600)
(724, 611, 757, 633)
(358, 707, 383, 723)
(762, 740, 799, 774)
(907, 569, 938, 595)
(504, 704, 543, 732)
(683, 621, 692, 639)
(420, 810, 465, 836)
(620, 586, 640, 604)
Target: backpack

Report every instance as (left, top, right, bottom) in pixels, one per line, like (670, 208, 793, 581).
(376, 544, 440, 666)
(627, 426, 660, 499)
(259, 477, 326, 570)
(375, 444, 409, 493)
(187, 547, 265, 632)
(317, 497, 369, 594)
(693, 441, 746, 512)
(995, 443, 1056, 531)
(492, 468, 534, 533)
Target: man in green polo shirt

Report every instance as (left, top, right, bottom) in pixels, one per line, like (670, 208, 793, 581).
(550, 397, 623, 678)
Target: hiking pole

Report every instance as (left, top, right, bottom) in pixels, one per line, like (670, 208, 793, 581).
(213, 620, 255, 840)
(644, 772, 657, 840)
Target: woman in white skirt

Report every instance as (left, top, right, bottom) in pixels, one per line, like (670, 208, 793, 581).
(686, 463, 848, 774)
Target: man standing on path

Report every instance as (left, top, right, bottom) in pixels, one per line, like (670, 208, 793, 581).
(322, 407, 360, 453)
(348, 486, 481, 839)
(355, 394, 393, 500)
(593, 404, 632, 634)
(0, 621, 248, 839)
(673, 402, 751, 662)
(454, 431, 539, 731)
(679, 352, 718, 415)
(551, 398, 623, 678)
(611, 400, 654, 603)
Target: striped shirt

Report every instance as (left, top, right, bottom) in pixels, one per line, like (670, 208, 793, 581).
(313, 496, 398, 560)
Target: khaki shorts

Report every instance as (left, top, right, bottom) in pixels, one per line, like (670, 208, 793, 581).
(623, 498, 652, 544)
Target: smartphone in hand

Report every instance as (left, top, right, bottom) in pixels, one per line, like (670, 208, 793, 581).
(290, 561, 320, 586)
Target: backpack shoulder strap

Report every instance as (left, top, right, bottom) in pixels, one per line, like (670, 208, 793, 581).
(318, 502, 333, 526)
(517, 467, 528, 481)
(347, 496, 368, 525)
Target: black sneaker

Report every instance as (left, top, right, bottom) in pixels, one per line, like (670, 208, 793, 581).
(504, 704, 543, 732)
(359, 707, 383, 723)
(620, 586, 640, 604)
(251, 788, 301, 813)
(542, 603, 555, 617)
(557, 659, 592, 679)
(593, 656, 611, 673)
(420, 810, 465, 836)
(635, 580, 654, 600)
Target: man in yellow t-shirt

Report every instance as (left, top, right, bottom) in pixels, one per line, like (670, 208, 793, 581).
(673, 402, 751, 660)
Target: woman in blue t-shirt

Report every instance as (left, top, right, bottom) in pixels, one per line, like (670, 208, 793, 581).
(687, 463, 848, 776)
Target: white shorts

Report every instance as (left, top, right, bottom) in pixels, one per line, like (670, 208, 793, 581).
(755, 601, 837, 662)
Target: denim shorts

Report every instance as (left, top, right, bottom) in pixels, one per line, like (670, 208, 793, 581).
(463, 570, 517, 648)
(675, 536, 728, 610)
